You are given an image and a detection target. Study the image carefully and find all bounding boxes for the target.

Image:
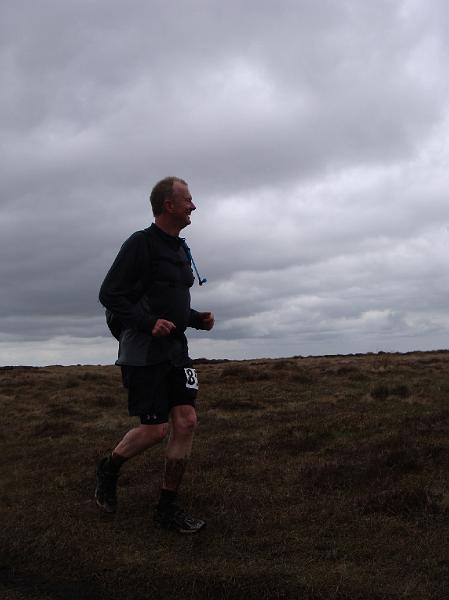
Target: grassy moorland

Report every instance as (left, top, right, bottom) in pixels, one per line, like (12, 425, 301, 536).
(1, 351, 449, 600)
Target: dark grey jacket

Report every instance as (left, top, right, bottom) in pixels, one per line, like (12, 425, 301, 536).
(99, 223, 203, 366)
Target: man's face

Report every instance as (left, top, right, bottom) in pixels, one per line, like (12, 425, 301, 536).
(168, 182, 196, 229)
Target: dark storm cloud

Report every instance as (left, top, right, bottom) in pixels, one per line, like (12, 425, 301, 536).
(1, 0, 449, 364)
(2, 1, 445, 193)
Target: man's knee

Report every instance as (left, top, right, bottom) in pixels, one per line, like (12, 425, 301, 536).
(139, 422, 169, 445)
(172, 407, 197, 436)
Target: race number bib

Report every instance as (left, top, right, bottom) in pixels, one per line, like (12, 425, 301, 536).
(184, 367, 199, 390)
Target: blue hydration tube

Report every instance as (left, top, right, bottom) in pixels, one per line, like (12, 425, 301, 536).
(181, 240, 207, 286)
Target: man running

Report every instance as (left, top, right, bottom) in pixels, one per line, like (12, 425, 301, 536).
(96, 176, 214, 533)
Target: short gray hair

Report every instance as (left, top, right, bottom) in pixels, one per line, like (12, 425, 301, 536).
(149, 176, 187, 216)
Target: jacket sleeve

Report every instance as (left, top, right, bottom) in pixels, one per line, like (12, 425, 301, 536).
(188, 309, 204, 329)
(99, 232, 158, 335)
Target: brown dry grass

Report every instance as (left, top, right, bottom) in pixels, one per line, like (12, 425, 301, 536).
(1, 351, 449, 599)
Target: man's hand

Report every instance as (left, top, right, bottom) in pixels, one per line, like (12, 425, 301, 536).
(152, 319, 176, 337)
(198, 312, 215, 331)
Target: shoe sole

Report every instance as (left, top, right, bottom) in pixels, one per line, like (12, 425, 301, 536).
(177, 525, 206, 534)
(154, 520, 206, 533)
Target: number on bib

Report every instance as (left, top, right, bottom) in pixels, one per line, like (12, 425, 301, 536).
(184, 367, 199, 390)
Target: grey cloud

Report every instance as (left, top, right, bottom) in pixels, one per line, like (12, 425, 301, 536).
(0, 316, 105, 342)
(3, 1, 447, 190)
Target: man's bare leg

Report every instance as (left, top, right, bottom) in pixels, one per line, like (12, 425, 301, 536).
(154, 405, 205, 532)
(163, 405, 197, 491)
(114, 423, 168, 459)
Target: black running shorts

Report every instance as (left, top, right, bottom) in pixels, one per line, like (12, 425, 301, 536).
(120, 363, 199, 425)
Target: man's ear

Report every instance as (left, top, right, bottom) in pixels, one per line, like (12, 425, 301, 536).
(164, 198, 174, 213)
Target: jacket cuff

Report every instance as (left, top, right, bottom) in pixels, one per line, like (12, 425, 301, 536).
(188, 309, 203, 329)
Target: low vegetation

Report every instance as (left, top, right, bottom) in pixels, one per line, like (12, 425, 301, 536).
(1, 351, 449, 599)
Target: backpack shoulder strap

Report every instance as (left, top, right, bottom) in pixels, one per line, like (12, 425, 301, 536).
(140, 227, 156, 290)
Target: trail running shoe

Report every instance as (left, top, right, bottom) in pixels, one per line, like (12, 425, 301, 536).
(95, 456, 118, 513)
(153, 504, 206, 533)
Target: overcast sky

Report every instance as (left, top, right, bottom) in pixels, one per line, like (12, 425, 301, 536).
(1, 0, 449, 366)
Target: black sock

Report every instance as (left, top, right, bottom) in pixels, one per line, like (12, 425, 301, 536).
(158, 489, 177, 510)
(108, 452, 128, 471)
